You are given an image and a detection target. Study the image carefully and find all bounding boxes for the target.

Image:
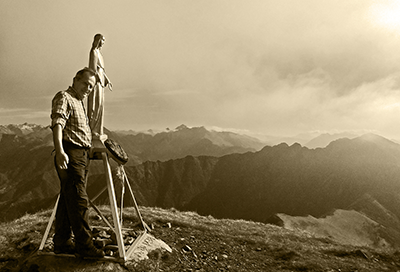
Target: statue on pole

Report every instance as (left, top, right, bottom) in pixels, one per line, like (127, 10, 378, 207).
(39, 34, 172, 263)
(87, 33, 112, 137)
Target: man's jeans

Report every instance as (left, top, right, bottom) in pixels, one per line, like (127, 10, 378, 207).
(53, 141, 92, 249)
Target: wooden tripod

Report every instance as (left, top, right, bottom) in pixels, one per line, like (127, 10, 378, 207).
(38, 138, 149, 263)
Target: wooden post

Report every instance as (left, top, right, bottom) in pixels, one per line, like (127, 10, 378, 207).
(39, 195, 60, 251)
(102, 152, 126, 261)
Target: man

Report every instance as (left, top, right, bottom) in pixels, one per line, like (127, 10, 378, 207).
(50, 67, 104, 258)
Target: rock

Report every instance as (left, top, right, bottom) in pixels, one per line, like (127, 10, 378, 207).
(354, 249, 369, 259)
(19, 254, 127, 272)
(105, 245, 119, 251)
(110, 232, 117, 244)
(125, 233, 172, 263)
(94, 238, 114, 249)
(182, 245, 192, 252)
(125, 236, 135, 245)
(105, 249, 114, 256)
(93, 230, 110, 239)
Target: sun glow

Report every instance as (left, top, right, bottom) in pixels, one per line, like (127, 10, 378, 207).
(369, 0, 400, 31)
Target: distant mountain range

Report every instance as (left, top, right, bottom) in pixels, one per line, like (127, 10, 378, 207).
(303, 132, 358, 148)
(0, 123, 265, 221)
(103, 124, 266, 164)
(106, 132, 400, 248)
(182, 134, 400, 248)
(2, 123, 400, 248)
(184, 133, 400, 216)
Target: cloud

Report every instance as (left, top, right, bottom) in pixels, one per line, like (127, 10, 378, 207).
(0, 108, 26, 114)
(213, 70, 400, 136)
(3, 1, 400, 137)
(0, 108, 49, 125)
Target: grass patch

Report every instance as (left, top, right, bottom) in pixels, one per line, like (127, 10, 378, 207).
(1, 206, 400, 271)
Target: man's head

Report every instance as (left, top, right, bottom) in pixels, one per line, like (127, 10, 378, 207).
(72, 68, 96, 100)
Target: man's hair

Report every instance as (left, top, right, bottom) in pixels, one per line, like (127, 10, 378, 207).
(74, 67, 96, 81)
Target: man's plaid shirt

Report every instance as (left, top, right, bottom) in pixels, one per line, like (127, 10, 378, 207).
(51, 87, 92, 148)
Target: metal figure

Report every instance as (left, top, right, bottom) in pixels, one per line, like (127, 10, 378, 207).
(87, 34, 112, 136)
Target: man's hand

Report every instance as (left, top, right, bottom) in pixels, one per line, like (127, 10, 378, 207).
(52, 124, 69, 169)
(56, 151, 69, 169)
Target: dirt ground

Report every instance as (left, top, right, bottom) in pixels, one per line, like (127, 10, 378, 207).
(3, 207, 400, 272)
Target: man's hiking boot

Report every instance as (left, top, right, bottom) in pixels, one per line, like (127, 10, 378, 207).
(54, 241, 75, 255)
(75, 244, 105, 258)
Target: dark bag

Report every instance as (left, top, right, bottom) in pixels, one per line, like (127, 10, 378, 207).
(104, 138, 129, 165)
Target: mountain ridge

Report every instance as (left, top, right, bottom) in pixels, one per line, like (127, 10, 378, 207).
(0, 123, 264, 221)
(2, 123, 400, 249)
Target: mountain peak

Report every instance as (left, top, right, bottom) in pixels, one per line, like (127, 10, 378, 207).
(0, 123, 49, 136)
(175, 124, 189, 131)
(305, 132, 358, 149)
(358, 133, 389, 142)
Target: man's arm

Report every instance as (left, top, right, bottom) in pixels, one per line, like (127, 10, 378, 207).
(52, 124, 69, 169)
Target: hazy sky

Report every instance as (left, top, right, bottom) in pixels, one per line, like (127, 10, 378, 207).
(2, 0, 400, 138)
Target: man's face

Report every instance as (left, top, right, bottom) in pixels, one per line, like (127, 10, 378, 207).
(73, 72, 96, 100)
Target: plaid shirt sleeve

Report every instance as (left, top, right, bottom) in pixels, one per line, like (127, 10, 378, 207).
(50, 91, 70, 129)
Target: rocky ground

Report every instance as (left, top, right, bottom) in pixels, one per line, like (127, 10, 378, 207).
(2, 206, 400, 271)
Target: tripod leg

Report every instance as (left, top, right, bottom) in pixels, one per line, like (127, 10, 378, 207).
(102, 152, 126, 261)
(89, 199, 115, 233)
(120, 180, 125, 226)
(91, 185, 107, 203)
(39, 194, 60, 251)
(121, 167, 150, 232)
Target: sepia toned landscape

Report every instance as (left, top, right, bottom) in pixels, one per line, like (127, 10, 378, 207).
(3, 1, 400, 271)
(2, 124, 400, 270)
